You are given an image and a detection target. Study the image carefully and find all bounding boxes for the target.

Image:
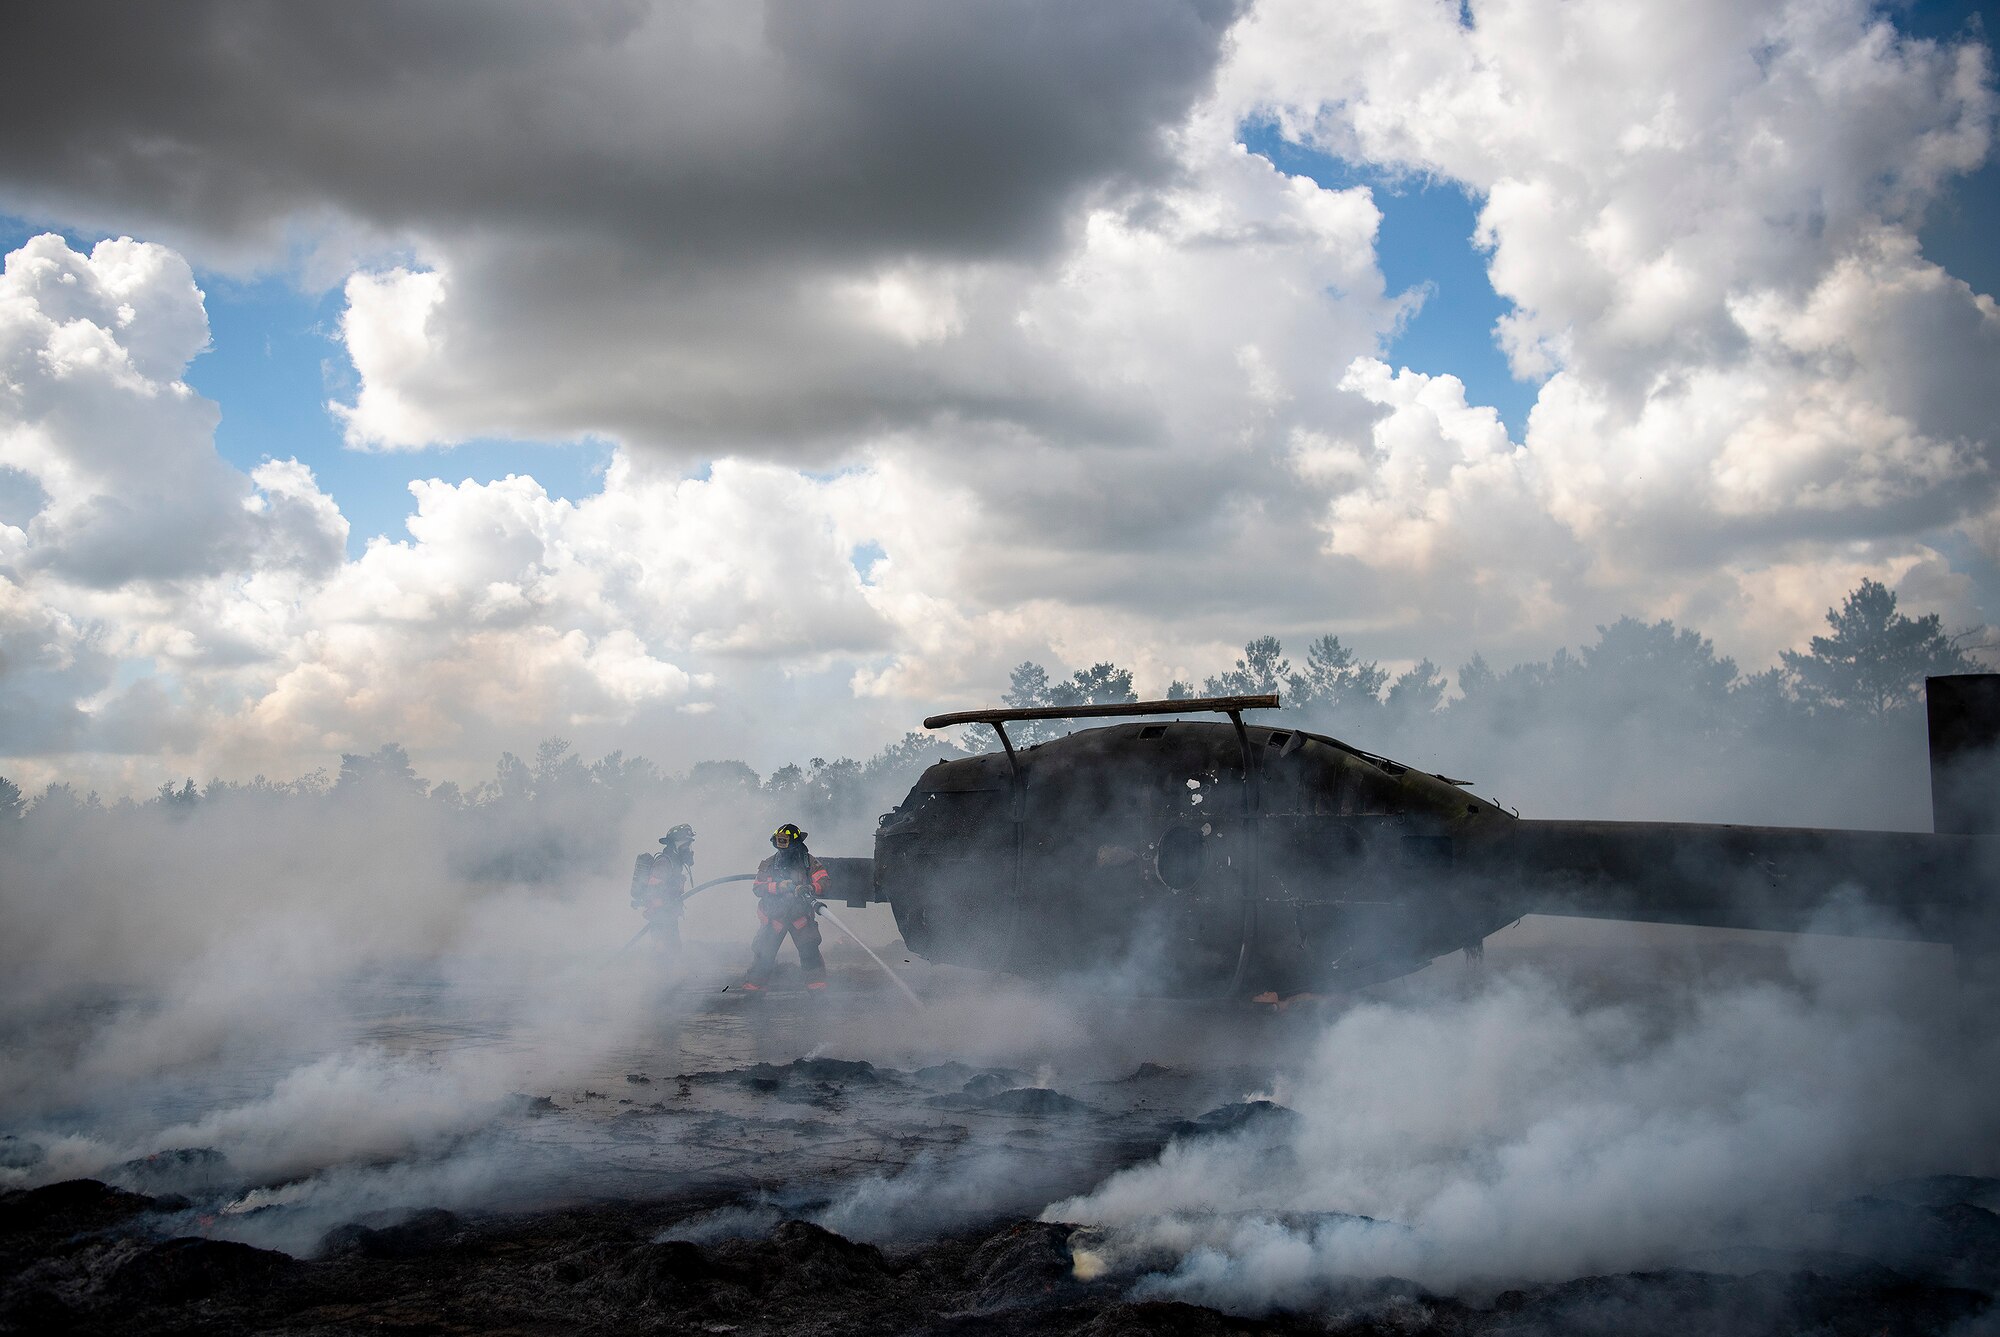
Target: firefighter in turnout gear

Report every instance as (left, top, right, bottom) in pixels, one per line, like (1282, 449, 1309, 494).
(742, 823, 830, 991)
(631, 824, 696, 950)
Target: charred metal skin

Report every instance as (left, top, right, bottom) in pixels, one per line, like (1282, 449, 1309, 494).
(838, 679, 2000, 999)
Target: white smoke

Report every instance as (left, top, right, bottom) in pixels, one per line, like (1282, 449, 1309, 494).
(1045, 926, 1984, 1311)
(0, 778, 820, 1197)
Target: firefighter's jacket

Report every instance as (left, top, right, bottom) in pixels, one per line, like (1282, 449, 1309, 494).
(632, 849, 692, 913)
(753, 851, 828, 928)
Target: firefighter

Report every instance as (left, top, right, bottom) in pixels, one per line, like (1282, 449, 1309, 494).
(742, 822, 830, 991)
(631, 824, 696, 950)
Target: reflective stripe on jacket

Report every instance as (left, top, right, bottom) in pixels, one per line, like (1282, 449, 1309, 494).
(753, 852, 828, 924)
(753, 853, 828, 898)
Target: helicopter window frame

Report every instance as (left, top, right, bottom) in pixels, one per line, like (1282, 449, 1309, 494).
(1155, 823, 1207, 890)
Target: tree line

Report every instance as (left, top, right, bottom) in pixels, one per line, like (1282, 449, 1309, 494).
(1000, 577, 1976, 736)
(0, 577, 1982, 877)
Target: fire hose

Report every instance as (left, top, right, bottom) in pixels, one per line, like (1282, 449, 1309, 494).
(619, 872, 755, 952)
(621, 873, 926, 1010)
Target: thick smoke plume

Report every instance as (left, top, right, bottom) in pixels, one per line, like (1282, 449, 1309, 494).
(1046, 929, 1988, 1310)
(0, 748, 920, 1220)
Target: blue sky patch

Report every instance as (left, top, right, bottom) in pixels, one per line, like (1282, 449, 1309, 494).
(1901, 0, 2000, 301)
(1237, 121, 1537, 438)
(0, 217, 613, 556)
(850, 540, 887, 585)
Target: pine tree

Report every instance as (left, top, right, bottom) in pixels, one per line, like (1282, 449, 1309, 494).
(1204, 636, 1292, 698)
(1286, 634, 1386, 715)
(335, 743, 428, 796)
(1780, 579, 1974, 716)
(1002, 661, 1058, 744)
(1070, 662, 1137, 705)
(1384, 659, 1446, 722)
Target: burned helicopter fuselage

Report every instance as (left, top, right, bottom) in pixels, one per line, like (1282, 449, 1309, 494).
(872, 710, 1519, 996)
(850, 685, 2000, 998)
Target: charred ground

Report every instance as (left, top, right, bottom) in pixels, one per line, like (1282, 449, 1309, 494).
(7, 1165, 2000, 1334)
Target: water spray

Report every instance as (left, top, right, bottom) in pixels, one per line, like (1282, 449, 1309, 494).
(816, 902, 926, 1012)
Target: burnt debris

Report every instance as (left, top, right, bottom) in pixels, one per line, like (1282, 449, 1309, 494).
(7, 1176, 2000, 1336)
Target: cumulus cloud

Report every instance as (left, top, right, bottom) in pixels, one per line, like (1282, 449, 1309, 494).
(0, 234, 988, 787)
(313, 119, 1424, 712)
(0, 0, 1995, 783)
(1289, 359, 1583, 640)
(0, 3, 1236, 261)
(0, 235, 357, 765)
(327, 128, 1398, 460)
(232, 455, 906, 757)
(0, 235, 319, 588)
(1225, 0, 1999, 577)
(313, 0, 2000, 681)
(0, 237, 699, 783)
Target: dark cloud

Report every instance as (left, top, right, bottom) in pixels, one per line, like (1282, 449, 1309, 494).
(0, 0, 1236, 265)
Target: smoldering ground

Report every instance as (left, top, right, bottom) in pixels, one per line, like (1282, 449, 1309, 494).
(1046, 930, 1992, 1308)
(7, 711, 2000, 1333)
(9, 930, 1999, 1335)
